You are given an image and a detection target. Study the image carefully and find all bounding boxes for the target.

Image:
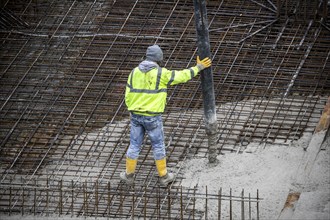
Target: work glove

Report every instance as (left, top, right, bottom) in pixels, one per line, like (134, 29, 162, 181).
(197, 56, 212, 71)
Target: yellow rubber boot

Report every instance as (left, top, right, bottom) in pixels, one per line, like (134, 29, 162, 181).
(155, 158, 167, 177)
(120, 157, 137, 185)
(156, 158, 175, 187)
(126, 157, 137, 175)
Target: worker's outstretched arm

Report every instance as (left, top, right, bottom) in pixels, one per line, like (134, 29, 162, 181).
(161, 56, 212, 86)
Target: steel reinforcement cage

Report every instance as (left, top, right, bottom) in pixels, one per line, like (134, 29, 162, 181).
(0, 178, 261, 219)
(0, 0, 329, 218)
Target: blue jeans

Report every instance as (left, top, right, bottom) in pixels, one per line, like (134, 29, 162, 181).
(126, 113, 166, 160)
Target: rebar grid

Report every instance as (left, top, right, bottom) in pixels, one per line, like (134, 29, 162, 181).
(0, 178, 261, 219)
(0, 0, 329, 218)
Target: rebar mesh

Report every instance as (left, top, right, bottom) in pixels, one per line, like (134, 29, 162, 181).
(0, 0, 329, 218)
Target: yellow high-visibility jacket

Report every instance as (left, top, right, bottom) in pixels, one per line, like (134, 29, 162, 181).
(125, 64, 201, 116)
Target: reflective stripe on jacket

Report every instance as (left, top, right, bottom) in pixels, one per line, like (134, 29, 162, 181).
(125, 65, 201, 116)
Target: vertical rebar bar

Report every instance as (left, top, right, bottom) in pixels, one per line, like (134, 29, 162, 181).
(241, 189, 245, 220)
(107, 182, 110, 218)
(193, 186, 196, 220)
(168, 187, 171, 219)
(120, 184, 123, 217)
(249, 193, 251, 220)
(34, 179, 36, 216)
(59, 179, 62, 216)
(21, 181, 24, 216)
(257, 189, 259, 220)
(84, 180, 87, 217)
(218, 188, 222, 220)
(71, 180, 74, 217)
(144, 185, 147, 220)
(95, 181, 98, 216)
(132, 185, 135, 220)
(157, 186, 160, 219)
(229, 188, 232, 220)
(9, 184, 12, 216)
(46, 178, 49, 217)
(180, 186, 183, 220)
(205, 186, 208, 220)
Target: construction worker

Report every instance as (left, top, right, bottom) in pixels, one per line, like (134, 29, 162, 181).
(120, 45, 212, 187)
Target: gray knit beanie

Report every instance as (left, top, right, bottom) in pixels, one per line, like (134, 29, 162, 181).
(146, 45, 163, 62)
